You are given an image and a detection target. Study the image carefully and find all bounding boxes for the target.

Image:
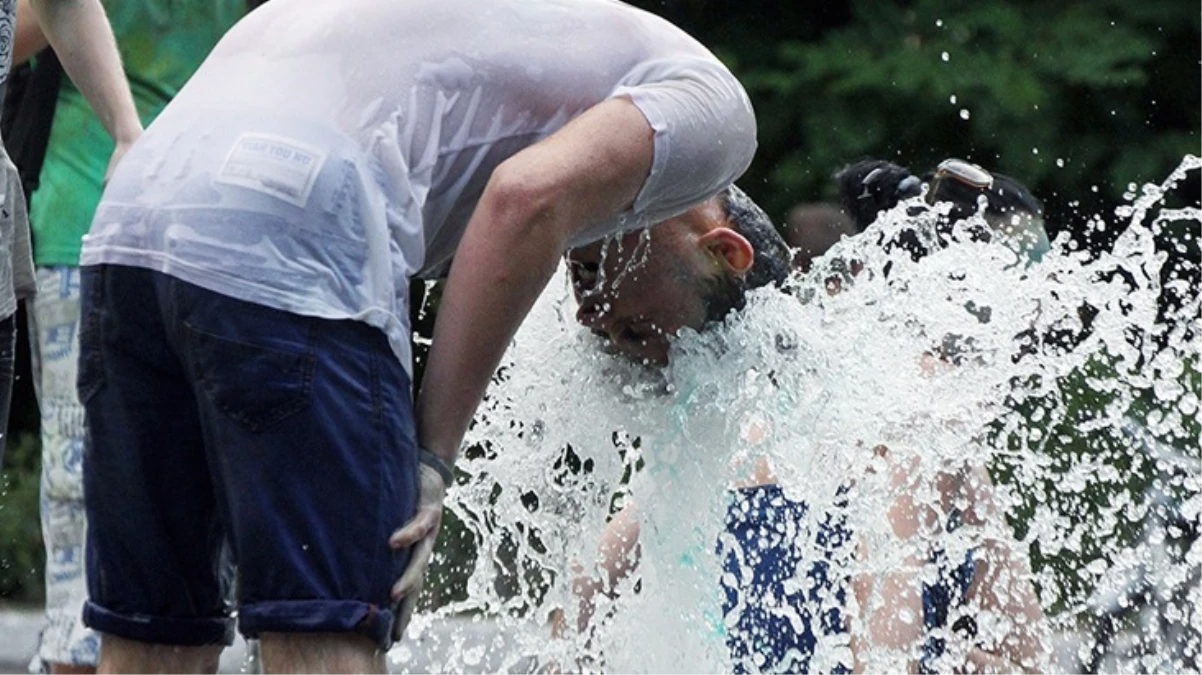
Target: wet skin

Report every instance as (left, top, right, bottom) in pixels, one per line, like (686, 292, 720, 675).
(567, 214, 714, 366)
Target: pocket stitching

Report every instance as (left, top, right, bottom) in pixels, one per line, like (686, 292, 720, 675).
(184, 321, 316, 433)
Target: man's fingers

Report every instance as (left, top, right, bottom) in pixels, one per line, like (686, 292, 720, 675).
(398, 597, 415, 638)
(103, 142, 134, 187)
(390, 532, 436, 642)
(395, 586, 421, 641)
(389, 506, 441, 548)
(387, 463, 448, 641)
(392, 533, 438, 600)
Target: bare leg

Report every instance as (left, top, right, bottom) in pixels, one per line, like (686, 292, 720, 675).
(48, 664, 96, 675)
(97, 634, 222, 674)
(259, 633, 385, 674)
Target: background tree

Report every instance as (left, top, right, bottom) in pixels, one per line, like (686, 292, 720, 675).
(635, 0, 1199, 240)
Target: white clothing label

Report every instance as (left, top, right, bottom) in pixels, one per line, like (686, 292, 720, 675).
(215, 133, 327, 207)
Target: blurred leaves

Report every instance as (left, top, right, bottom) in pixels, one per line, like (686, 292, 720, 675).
(637, 0, 1200, 236)
(0, 432, 46, 604)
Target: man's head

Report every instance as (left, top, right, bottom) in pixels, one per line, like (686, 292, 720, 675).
(567, 185, 790, 365)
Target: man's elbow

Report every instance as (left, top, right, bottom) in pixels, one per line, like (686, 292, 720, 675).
(481, 160, 575, 246)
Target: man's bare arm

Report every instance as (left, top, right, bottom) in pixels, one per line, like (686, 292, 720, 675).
(550, 504, 642, 638)
(26, 0, 141, 172)
(416, 97, 654, 465)
(956, 465, 1051, 672)
(389, 99, 654, 632)
(13, 0, 49, 65)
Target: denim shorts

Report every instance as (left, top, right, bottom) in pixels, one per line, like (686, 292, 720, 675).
(78, 264, 417, 649)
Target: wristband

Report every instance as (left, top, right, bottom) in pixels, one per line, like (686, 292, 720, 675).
(419, 448, 455, 487)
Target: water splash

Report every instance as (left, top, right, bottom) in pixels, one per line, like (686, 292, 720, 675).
(395, 156, 1200, 674)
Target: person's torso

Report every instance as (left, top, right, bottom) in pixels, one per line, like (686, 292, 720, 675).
(114, 0, 715, 270)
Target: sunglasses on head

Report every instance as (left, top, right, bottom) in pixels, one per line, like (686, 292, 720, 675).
(929, 157, 992, 194)
(926, 158, 997, 218)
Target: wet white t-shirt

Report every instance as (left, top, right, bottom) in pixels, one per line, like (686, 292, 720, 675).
(81, 0, 757, 371)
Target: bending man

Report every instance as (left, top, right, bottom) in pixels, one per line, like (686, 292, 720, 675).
(76, 1, 756, 672)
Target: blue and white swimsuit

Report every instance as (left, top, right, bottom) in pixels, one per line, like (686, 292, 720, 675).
(718, 484, 976, 674)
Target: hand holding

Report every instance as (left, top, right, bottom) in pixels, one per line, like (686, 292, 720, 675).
(388, 454, 451, 640)
(103, 136, 137, 186)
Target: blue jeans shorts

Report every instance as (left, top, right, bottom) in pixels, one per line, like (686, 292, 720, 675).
(79, 264, 417, 649)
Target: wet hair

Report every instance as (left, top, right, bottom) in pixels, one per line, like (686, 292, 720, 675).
(835, 159, 919, 232)
(934, 171, 1043, 224)
(700, 185, 793, 324)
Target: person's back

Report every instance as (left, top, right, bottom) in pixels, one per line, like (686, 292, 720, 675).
(88, 0, 750, 370)
(719, 484, 977, 674)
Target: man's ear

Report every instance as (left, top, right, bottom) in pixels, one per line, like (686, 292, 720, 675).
(698, 228, 754, 276)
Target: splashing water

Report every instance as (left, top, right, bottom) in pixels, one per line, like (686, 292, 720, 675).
(395, 157, 1200, 674)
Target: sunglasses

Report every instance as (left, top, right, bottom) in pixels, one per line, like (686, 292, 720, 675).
(929, 157, 992, 195)
(926, 158, 997, 217)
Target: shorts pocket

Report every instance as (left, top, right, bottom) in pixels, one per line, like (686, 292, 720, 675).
(185, 323, 316, 433)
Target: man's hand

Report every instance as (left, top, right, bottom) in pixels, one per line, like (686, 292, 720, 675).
(103, 138, 137, 186)
(388, 463, 448, 641)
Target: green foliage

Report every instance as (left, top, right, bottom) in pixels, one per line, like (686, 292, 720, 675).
(988, 351, 1200, 615)
(639, 0, 1200, 233)
(0, 432, 45, 604)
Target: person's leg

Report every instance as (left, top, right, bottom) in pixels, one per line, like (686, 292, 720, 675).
(46, 664, 94, 675)
(258, 633, 384, 673)
(28, 266, 102, 674)
(78, 265, 232, 671)
(96, 635, 222, 675)
(170, 279, 418, 673)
